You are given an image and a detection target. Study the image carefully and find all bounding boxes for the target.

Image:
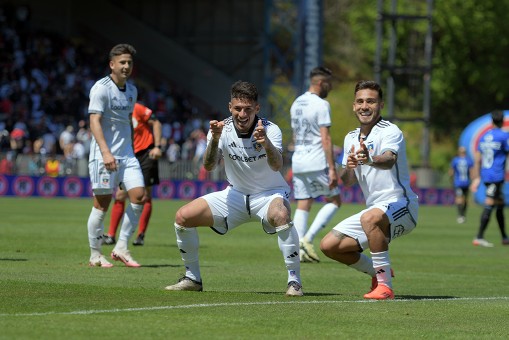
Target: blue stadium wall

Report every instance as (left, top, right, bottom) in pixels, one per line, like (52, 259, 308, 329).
(0, 175, 454, 205)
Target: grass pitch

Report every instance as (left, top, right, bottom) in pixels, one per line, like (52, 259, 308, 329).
(0, 197, 508, 339)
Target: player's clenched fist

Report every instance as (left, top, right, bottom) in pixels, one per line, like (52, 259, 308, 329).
(209, 120, 224, 140)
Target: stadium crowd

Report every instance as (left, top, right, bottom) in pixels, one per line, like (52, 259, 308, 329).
(0, 4, 215, 177)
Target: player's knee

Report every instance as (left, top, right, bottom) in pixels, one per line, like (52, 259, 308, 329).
(320, 234, 337, 258)
(328, 195, 342, 207)
(128, 188, 145, 204)
(268, 198, 292, 226)
(175, 208, 187, 227)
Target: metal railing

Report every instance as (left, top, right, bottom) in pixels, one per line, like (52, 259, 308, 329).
(1, 153, 231, 181)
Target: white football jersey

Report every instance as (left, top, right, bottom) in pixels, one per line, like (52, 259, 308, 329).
(209, 116, 290, 195)
(342, 119, 418, 207)
(290, 92, 332, 173)
(88, 76, 137, 161)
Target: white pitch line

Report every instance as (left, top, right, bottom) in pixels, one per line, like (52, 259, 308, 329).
(1, 296, 508, 317)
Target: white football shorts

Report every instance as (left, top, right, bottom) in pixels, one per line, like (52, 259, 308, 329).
(202, 185, 291, 235)
(89, 157, 144, 195)
(292, 168, 340, 200)
(332, 198, 418, 251)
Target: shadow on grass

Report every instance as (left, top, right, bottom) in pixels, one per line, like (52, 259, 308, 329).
(0, 258, 28, 261)
(141, 263, 182, 268)
(255, 291, 344, 297)
(396, 295, 457, 300)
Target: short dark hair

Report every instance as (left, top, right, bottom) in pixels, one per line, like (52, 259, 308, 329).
(491, 110, 504, 127)
(109, 44, 137, 60)
(310, 66, 332, 79)
(354, 80, 383, 100)
(231, 80, 258, 102)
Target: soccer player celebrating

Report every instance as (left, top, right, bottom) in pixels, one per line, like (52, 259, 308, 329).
(86, 44, 144, 268)
(290, 66, 341, 263)
(165, 80, 303, 296)
(320, 80, 419, 300)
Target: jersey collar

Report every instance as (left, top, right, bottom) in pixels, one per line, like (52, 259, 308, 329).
(358, 116, 383, 141)
(235, 115, 260, 138)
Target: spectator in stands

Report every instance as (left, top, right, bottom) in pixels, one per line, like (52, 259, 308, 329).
(76, 119, 91, 155)
(0, 152, 14, 174)
(44, 153, 60, 177)
(59, 125, 75, 156)
(166, 137, 180, 164)
(9, 128, 25, 157)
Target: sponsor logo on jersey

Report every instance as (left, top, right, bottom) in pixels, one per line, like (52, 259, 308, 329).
(228, 153, 267, 162)
(111, 96, 132, 111)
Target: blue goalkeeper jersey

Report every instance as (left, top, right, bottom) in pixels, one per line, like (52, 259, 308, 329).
(478, 128, 509, 183)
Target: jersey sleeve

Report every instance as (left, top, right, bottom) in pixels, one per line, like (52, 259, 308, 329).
(317, 101, 332, 127)
(380, 126, 403, 155)
(88, 84, 107, 115)
(265, 120, 283, 153)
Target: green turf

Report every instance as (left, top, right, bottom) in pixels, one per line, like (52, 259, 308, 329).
(1, 197, 508, 339)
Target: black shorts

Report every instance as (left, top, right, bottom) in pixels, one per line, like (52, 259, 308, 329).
(455, 187, 469, 198)
(484, 181, 504, 200)
(136, 147, 160, 187)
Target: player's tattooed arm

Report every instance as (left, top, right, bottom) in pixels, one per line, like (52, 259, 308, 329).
(253, 120, 283, 171)
(203, 139, 219, 171)
(370, 150, 397, 170)
(264, 141, 283, 172)
(203, 120, 224, 171)
(339, 167, 358, 186)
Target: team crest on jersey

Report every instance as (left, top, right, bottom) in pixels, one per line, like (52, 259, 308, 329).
(367, 143, 374, 155)
(252, 140, 262, 152)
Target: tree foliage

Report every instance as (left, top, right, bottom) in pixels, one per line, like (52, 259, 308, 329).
(321, 0, 509, 172)
(325, 0, 509, 132)
(432, 0, 509, 134)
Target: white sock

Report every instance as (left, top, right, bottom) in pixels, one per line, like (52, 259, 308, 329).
(277, 224, 301, 284)
(174, 223, 201, 282)
(293, 209, 309, 239)
(371, 251, 392, 288)
(87, 207, 105, 256)
(115, 203, 143, 251)
(349, 253, 375, 276)
(304, 203, 339, 242)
